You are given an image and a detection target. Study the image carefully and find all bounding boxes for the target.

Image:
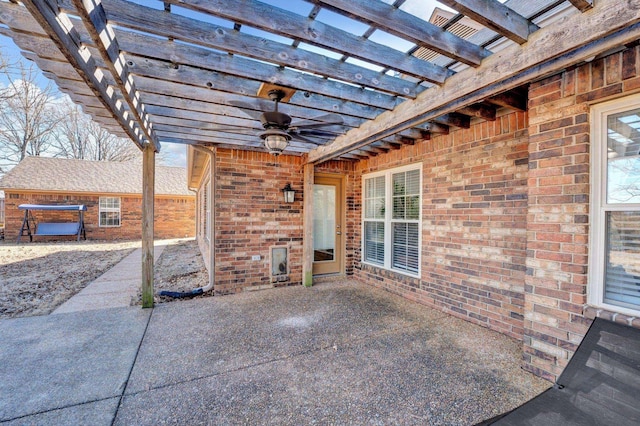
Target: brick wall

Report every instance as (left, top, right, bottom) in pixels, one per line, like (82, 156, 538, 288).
(192, 150, 356, 295)
(353, 110, 530, 341)
(187, 46, 640, 383)
(524, 45, 640, 381)
(213, 149, 305, 295)
(4, 191, 195, 241)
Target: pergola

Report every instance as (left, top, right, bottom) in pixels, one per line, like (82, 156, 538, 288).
(1, 0, 638, 306)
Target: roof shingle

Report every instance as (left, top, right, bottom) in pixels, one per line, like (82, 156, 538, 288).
(0, 157, 193, 196)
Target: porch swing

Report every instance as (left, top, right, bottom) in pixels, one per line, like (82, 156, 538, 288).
(17, 204, 87, 242)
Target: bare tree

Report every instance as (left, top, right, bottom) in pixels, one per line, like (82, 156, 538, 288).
(0, 62, 61, 173)
(53, 98, 138, 162)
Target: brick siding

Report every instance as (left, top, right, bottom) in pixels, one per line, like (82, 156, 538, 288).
(524, 45, 640, 381)
(190, 46, 640, 384)
(4, 191, 195, 241)
(213, 149, 305, 295)
(353, 110, 530, 341)
(194, 149, 356, 295)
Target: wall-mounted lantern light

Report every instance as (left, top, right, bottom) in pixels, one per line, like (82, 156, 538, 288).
(282, 183, 295, 203)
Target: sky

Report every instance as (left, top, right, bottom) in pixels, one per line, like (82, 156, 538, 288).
(0, 0, 453, 169)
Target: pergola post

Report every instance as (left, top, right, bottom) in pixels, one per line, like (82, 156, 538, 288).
(142, 144, 155, 308)
(302, 163, 314, 287)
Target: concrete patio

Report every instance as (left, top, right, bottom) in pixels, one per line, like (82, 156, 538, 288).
(0, 281, 549, 425)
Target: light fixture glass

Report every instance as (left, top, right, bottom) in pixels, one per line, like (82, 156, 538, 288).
(260, 128, 291, 155)
(282, 183, 295, 203)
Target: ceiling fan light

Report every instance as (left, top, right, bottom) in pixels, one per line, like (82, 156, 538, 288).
(260, 128, 291, 156)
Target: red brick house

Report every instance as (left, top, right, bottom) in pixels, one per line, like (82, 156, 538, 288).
(0, 157, 195, 241)
(2, 0, 639, 383)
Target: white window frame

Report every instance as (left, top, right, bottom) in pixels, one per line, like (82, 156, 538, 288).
(589, 95, 640, 316)
(99, 196, 121, 227)
(362, 163, 422, 277)
(203, 176, 211, 243)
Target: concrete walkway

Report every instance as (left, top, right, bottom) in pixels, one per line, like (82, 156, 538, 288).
(52, 243, 166, 314)
(0, 281, 550, 425)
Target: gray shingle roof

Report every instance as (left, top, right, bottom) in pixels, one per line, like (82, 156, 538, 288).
(0, 156, 193, 196)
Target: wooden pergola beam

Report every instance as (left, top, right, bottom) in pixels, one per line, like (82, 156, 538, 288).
(434, 113, 470, 129)
(72, 0, 160, 151)
(20, 0, 149, 149)
(307, 0, 640, 163)
(66, 0, 422, 99)
(458, 103, 496, 121)
(143, 99, 359, 139)
(302, 163, 314, 287)
(132, 71, 383, 122)
(487, 91, 528, 111)
(116, 31, 399, 110)
(311, 0, 490, 67)
(141, 145, 155, 308)
(438, 0, 538, 44)
(568, 0, 594, 12)
(164, 0, 451, 84)
(421, 122, 449, 135)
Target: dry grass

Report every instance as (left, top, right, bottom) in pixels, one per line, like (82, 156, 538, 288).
(0, 238, 208, 319)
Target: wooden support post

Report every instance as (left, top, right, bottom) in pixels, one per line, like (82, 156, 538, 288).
(141, 144, 155, 308)
(302, 163, 314, 287)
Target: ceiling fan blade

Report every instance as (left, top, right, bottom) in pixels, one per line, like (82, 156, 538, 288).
(289, 133, 325, 145)
(290, 113, 343, 129)
(201, 124, 258, 135)
(228, 100, 271, 121)
(296, 128, 343, 137)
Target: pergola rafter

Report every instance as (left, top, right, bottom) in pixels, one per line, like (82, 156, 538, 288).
(20, 0, 158, 151)
(438, 0, 539, 44)
(307, 0, 640, 163)
(162, 0, 452, 84)
(0, 0, 623, 160)
(309, 0, 490, 67)
(69, 0, 422, 99)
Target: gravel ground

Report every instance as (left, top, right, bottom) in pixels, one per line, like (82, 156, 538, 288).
(117, 280, 553, 425)
(0, 239, 209, 318)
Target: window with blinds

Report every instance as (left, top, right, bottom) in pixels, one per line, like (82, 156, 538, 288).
(590, 96, 640, 315)
(99, 197, 120, 227)
(362, 165, 421, 276)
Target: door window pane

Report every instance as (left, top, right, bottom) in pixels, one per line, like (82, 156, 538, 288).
(313, 184, 336, 262)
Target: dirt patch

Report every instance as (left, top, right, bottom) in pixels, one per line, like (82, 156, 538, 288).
(0, 238, 211, 318)
(143, 239, 210, 305)
(0, 240, 140, 318)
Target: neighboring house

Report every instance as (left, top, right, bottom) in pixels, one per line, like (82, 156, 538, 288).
(0, 157, 195, 241)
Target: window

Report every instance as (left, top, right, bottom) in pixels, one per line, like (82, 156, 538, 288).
(363, 164, 421, 276)
(99, 197, 121, 227)
(203, 177, 211, 242)
(590, 96, 640, 315)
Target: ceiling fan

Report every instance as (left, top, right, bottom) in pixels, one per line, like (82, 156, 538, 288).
(230, 88, 344, 155)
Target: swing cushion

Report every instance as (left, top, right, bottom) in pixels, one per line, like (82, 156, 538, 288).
(36, 222, 81, 236)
